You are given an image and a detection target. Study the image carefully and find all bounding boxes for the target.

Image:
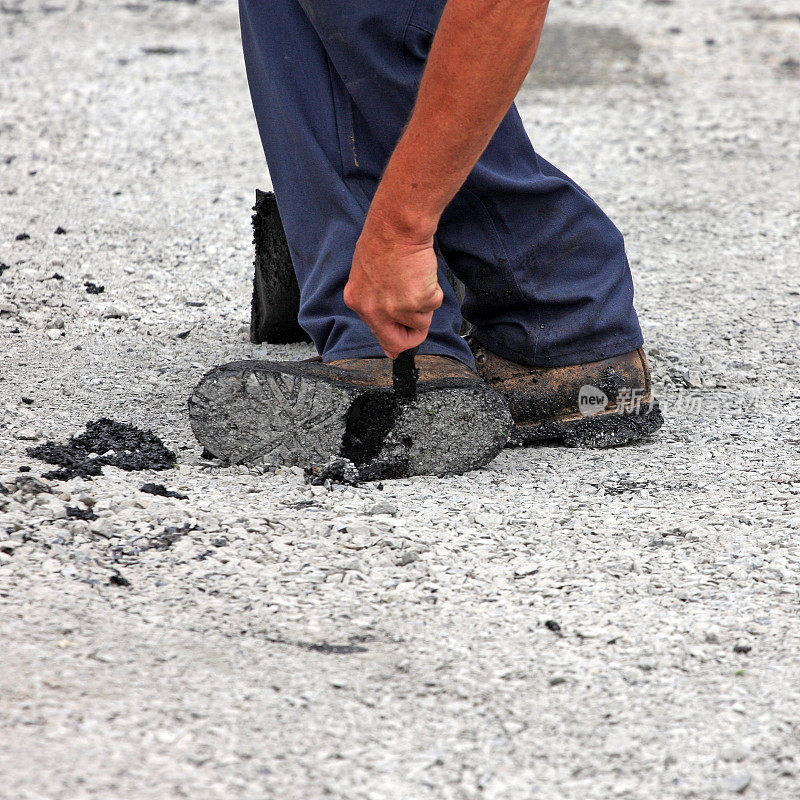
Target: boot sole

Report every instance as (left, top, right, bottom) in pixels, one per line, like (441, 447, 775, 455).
(509, 399, 664, 448)
(188, 361, 513, 481)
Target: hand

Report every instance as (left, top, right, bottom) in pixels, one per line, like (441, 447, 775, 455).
(344, 206, 443, 359)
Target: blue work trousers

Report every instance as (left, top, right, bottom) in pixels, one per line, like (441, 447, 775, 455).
(239, 0, 643, 367)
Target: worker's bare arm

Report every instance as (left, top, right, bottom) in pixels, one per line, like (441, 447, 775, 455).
(344, 0, 550, 359)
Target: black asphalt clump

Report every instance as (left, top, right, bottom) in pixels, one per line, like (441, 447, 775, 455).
(28, 418, 176, 481)
(84, 281, 105, 294)
(15, 233, 30, 241)
(109, 571, 131, 587)
(54, 226, 67, 235)
(545, 619, 562, 633)
(0, 262, 11, 275)
(140, 482, 188, 500)
(66, 506, 97, 521)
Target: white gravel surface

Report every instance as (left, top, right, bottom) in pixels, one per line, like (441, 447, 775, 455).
(2, 1, 800, 798)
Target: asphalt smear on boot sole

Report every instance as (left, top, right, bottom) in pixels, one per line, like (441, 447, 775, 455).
(28, 418, 176, 481)
(341, 392, 398, 465)
(307, 390, 410, 485)
(340, 391, 409, 482)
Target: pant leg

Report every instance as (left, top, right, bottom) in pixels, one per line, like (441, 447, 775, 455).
(238, 0, 472, 366)
(403, 9, 644, 367)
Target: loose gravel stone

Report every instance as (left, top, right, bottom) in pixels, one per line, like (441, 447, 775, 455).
(725, 774, 752, 794)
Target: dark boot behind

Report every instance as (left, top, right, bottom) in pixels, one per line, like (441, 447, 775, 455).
(250, 190, 311, 344)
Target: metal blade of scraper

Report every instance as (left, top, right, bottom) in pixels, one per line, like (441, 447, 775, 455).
(392, 346, 420, 402)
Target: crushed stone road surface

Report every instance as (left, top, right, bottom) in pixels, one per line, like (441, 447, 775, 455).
(1, 1, 799, 798)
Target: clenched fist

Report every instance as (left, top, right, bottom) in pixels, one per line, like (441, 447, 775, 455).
(343, 206, 443, 359)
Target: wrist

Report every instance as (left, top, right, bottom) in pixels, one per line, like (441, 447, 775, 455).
(367, 175, 440, 246)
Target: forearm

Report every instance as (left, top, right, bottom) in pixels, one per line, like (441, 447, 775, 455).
(345, 0, 549, 356)
(370, 0, 550, 240)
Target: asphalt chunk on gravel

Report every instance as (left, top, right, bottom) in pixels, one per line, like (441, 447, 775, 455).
(139, 482, 188, 499)
(83, 281, 105, 294)
(27, 418, 176, 481)
(108, 571, 131, 588)
(65, 506, 97, 521)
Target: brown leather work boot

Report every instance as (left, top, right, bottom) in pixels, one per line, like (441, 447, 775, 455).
(189, 356, 512, 481)
(469, 340, 663, 448)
